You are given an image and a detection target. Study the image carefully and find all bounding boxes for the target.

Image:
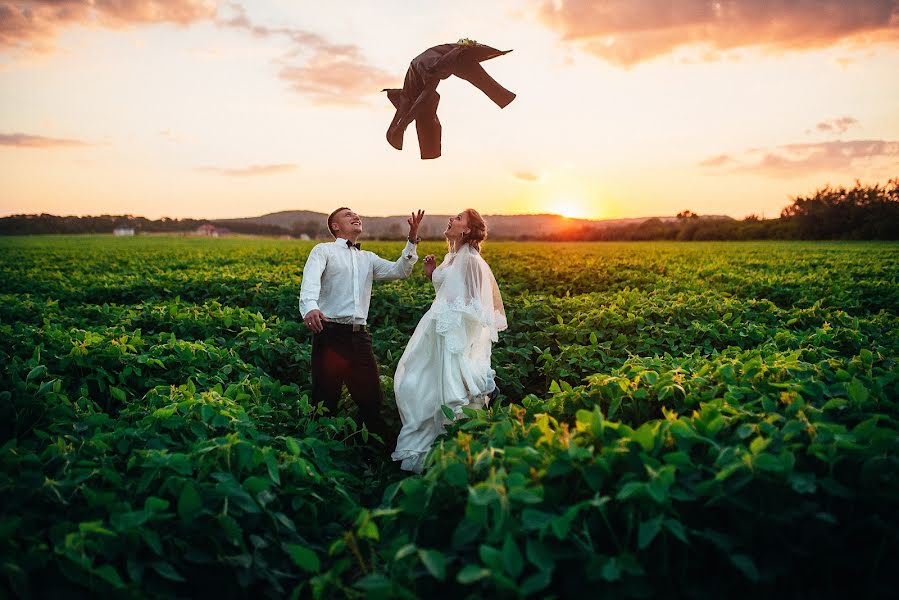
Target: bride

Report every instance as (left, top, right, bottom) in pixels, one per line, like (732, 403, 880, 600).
(392, 209, 506, 473)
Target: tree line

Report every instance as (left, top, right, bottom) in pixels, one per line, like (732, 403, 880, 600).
(2, 179, 897, 240)
(0, 214, 285, 237)
(537, 179, 899, 241)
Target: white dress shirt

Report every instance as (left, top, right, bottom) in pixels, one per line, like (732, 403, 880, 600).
(299, 238, 418, 325)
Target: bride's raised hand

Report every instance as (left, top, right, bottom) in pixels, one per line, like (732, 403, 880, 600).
(423, 254, 436, 279)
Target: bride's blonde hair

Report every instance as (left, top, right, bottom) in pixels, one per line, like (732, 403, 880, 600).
(449, 209, 487, 252)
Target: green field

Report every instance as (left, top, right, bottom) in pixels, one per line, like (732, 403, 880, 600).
(1, 236, 897, 598)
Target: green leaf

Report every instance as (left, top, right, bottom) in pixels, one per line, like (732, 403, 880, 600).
(753, 453, 784, 472)
(663, 519, 689, 544)
(847, 378, 869, 406)
(394, 544, 417, 561)
(525, 538, 556, 572)
(418, 549, 446, 581)
(265, 453, 281, 486)
(109, 386, 126, 402)
(144, 496, 170, 513)
(354, 573, 391, 591)
(502, 535, 524, 579)
(151, 561, 186, 582)
(93, 564, 125, 588)
(110, 510, 149, 531)
(736, 423, 755, 439)
(520, 569, 552, 595)
(441, 405, 455, 420)
(78, 520, 116, 537)
(26, 365, 47, 382)
(638, 517, 662, 549)
(749, 436, 770, 455)
(730, 553, 759, 581)
(456, 564, 490, 584)
(821, 398, 848, 411)
(177, 483, 202, 522)
(600, 557, 621, 582)
(608, 397, 623, 418)
(788, 472, 817, 494)
(616, 481, 645, 501)
(285, 437, 301, 456)
(589, 331, 598, 345)
(442, 463, 468, 488)
(285, 544, 320, 573)
(478, 545, 503, 570)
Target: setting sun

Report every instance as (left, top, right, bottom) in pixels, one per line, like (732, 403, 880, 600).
(551, 200, 591, 219)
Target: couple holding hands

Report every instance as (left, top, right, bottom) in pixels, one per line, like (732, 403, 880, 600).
(299, 207, 506, 473)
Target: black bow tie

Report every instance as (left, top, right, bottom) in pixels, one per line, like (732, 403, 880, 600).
(346, 240, 361, 250)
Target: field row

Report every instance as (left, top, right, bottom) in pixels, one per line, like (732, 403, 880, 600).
(1, 237, 897, 598)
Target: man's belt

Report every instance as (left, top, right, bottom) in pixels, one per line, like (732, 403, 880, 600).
(322, 321, 368, 333)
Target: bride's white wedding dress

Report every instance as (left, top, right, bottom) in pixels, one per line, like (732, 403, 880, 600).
(391, 243, 507, 473)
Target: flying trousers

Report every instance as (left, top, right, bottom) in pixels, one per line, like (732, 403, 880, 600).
(383, 42, 516, 159)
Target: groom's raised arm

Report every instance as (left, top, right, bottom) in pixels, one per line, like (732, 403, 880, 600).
(372, 210, 423, 281)
(371, 240, 418, 281)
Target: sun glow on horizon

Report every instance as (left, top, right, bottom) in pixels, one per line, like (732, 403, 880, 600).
(551, 199, 593, 220)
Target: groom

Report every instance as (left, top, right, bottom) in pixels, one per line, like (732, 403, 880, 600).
(299, 207, 424, 449)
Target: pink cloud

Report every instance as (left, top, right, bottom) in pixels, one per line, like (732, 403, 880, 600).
(218, 4, 396, 106)
(0, 0, 216, 51)
(195, 163, 297, 176)
(0, 132, 92, 147)
(538, 0, 899, 66)
(700, 139, 899, 177)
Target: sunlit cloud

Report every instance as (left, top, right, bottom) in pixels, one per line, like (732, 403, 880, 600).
(700, 139, 899, 177)
(195, 163, 297, 176)
(815, 116, 860, 135)
(513, 171, 540, 182)
(0, 0, 217, 52)
(278, 53, 395, 106)
(218, 3, 395, 106)
(538, 0, 899, 66)
(697, 154, 733, 167)
(1, 2, 394, 106)
(0, 132, 92, 147)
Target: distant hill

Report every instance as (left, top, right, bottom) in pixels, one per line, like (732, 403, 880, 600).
(220, 210, 734, 240)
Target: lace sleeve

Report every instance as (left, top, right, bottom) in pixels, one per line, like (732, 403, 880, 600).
(431, 246, 505, 354)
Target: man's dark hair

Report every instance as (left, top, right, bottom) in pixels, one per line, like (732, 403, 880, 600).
(327, 207, 350, 238)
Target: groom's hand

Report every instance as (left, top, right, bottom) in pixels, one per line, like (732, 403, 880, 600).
(407, 209, 425, 241)
(304, 309, 328, 333)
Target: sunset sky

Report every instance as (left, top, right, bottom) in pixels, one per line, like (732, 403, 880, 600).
(1, 1, 898, 221)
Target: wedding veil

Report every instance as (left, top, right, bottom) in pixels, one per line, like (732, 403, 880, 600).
(432, 243, 507, 356)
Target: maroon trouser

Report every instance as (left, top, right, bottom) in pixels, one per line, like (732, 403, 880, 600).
(310, 322, 392, 449)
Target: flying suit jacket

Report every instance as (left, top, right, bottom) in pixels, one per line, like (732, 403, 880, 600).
(383, 42, 515, 160)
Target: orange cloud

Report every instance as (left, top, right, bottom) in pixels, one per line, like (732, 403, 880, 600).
(697, 154, 733, 167)
(538, 0, 899, 65)
(701, 139, 899, 177)
(0, 0, 216, 52)
(513, 171, 539, 182)
(815, 117, 860, 134)
(0, 132, 91, 147)
(218, 4, 396, 106)
(278, 51, 395, 106)
(195, 163, 297, 176)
